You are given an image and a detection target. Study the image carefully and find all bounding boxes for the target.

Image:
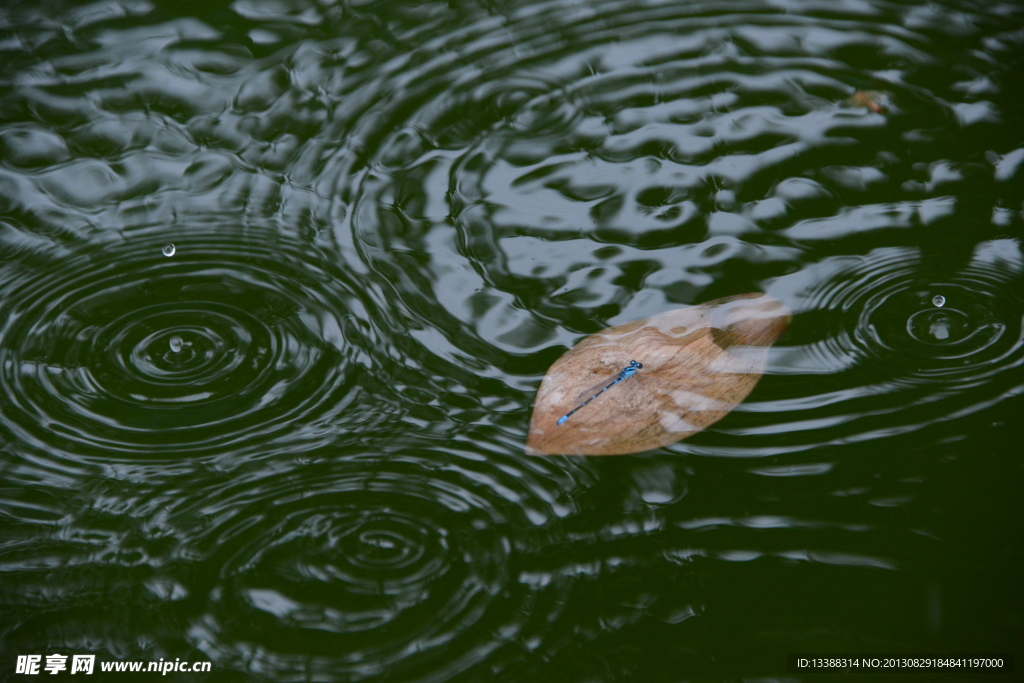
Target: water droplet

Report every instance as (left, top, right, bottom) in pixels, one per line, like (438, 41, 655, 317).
(169, 335, 183, 353)
(162, 244, 176, 257)
(932, 295, 945, 308)
(929, 317, 950, 341)
(907, 309, 970, 345)
(714, 189, 736, 211)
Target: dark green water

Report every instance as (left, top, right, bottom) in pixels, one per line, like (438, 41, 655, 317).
(1, 0, 1022, 680)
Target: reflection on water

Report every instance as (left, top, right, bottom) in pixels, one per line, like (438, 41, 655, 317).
(1, 0, 1022, 678)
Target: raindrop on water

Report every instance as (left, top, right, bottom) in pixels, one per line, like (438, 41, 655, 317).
(930, 317, 950, 341)
(932, 294, 945, 307)
(162, 244, 176, 257)
(907, 308, 970, 345)
(169, 335, 184, 353)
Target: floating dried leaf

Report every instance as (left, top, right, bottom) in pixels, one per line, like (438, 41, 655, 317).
(526, 293, 791, 455)
(846, 90, 887, 114)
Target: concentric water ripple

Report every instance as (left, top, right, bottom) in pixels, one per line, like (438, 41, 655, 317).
(755, 240, 1024, 451)
(320, 0, 1024, 404)
(174, 444, 590, 681)
(2, 0, 1024, 677)
(0, 223, 377, 461)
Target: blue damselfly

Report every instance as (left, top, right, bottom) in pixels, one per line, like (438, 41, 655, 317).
(557, 360, 643, 425)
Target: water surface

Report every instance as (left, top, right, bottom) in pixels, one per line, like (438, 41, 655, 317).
(1, 0, 1022, 679)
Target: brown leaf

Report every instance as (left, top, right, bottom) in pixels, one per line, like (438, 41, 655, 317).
(526, 293, 791, 455)
(846, 90, 886, 114)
